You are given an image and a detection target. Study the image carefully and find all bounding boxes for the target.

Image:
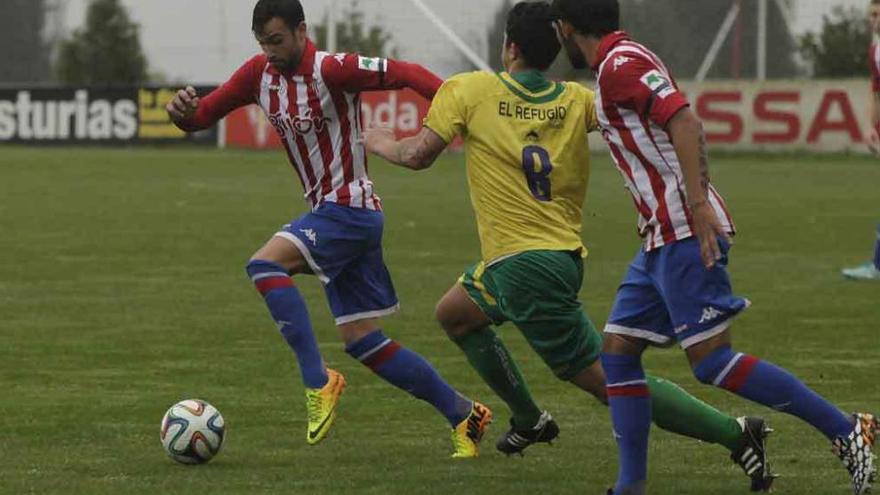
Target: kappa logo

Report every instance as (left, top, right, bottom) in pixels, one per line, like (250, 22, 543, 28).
(698, 306, 724, 324)
(639, 69, 676, 99)
(299, 228, 318, 245)
(612, 55, 633, 71)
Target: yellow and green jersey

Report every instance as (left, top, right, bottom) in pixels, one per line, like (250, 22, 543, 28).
(424, 70, 598, 263)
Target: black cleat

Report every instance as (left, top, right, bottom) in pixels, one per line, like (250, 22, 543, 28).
(496, 410, 559, 456)
(731, 416, 777, 492)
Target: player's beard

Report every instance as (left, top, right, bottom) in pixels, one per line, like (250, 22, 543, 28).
(562, 37, 587, 70)
(269, 48, 303, 72)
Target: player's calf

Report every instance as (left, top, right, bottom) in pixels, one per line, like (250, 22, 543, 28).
(344, 328, 475, 434)
(245, 259, 327, 389)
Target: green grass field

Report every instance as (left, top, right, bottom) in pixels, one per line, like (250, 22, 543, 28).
(0, 146, 877, 494)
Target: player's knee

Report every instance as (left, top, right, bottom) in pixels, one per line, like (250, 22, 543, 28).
(434, 300, 459, 334)
(434, 300, 474, 339)
(245, 259, 289, 286)
(691, 345, 737, 385)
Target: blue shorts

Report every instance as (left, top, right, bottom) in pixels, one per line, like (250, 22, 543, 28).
(604, 237, 750, 349)
(274, 202, 399, 325)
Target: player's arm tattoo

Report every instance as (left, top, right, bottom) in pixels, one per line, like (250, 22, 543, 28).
(396, 135, 443, 170)
(391, 128, 446, 170)
(365, 127, 447, 170)
(697, 131, 710, 193)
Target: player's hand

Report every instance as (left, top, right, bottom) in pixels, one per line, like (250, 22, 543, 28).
(691, 200, 731, 269)
(362, 126, 396, 154)
(865, 126, 880, 155)
(166, 86, 200, 122)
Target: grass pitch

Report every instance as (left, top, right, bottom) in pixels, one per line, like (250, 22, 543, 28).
(0, 146, 877, 494)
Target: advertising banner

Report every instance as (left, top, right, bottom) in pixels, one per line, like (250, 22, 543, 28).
(0, 85, 218, 145)
(678, 80, 870, 153)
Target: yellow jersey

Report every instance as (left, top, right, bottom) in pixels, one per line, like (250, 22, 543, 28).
(424, 70, 598, 263)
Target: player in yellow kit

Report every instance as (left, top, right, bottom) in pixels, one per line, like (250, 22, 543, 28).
(365, 3, 773, 486)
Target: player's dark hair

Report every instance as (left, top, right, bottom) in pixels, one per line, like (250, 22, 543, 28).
(552, 0, 620, 38)
(252, 0, 305, 33)
(505, 2, 561, 71)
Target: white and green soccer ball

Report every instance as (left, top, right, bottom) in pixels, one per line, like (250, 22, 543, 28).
(160, 399, 225, 464)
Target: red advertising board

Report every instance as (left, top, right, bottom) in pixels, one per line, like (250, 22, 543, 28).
(680, 80, 870, 152)
(226, 80, 873, 153)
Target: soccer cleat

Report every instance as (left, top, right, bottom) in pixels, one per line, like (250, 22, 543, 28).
(842, 263, 880, 281)
(832, 412, 879, 495)
(451, 401, 493, 458)
(496, 410, 559, 456)
(304, 368, 345, 445)
(731, 416, 777, 492)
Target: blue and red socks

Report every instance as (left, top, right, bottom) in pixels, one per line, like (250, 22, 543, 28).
(246, 260, 328, 389)
(602, 353, 651, 495)
(346, 330, 472, 427)
(694, 345, 853, 440)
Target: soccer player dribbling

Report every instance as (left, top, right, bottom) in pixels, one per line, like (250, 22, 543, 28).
(366, 2, 784, 491)
(165, 0, 492, 457)
(842, 0, 880, 281)
(552, 0, 879, 493)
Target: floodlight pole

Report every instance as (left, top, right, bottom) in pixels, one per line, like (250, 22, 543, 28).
(327, 0, 338, 53)
(757, 0, 767, 80)
(695, 2, 741, 82)
(406, 0, 493, 72)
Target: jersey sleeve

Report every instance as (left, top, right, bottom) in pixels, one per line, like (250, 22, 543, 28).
(422, 74, 469, 144)
(600, 56, 689, 127)
(869, 45, 880, 93)
(176, 55, 264, 132)
(321, 54, 443, 100)
(583, 88, 599, 133)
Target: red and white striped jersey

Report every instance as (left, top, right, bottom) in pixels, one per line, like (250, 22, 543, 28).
(593, 32, 735, 251)
(869, 42, 880, 93)
(176, 39, 442, 211)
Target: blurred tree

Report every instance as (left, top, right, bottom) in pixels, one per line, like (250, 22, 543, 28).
(799, 6, 871, 78)
(313, 1, 397, 57)
(56, 0, 148, 85)
(0, 0, 51, 83)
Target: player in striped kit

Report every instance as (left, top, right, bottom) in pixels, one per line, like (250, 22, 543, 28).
(367, 3, 778, 491)
(553, 0, 878, 494)
(165, 0, 492, 457)
(842, 0, 880, 281)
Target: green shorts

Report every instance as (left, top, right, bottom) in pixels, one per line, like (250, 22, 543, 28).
(459, 250, 602, 381)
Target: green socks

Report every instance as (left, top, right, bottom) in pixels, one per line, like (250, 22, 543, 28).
(452, 328, 543, 429)
(453, 329, 742, 451)
(648, 375, 742, 451)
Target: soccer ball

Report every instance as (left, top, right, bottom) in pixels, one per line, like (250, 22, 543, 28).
(160, 399, 225, 464)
